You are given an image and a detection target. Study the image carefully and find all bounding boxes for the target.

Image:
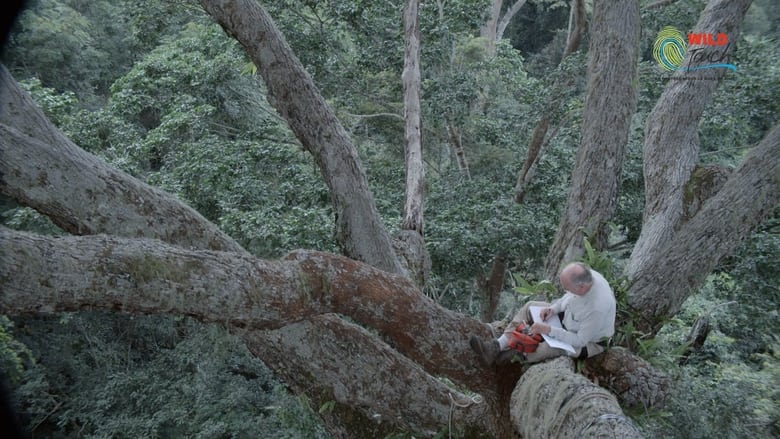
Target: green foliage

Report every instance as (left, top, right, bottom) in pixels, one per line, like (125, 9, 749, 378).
(11, 314, 329, 438)
(512, 275, 557, 302)
(0, 316, 34, 385)
(636, 344, 780, 438)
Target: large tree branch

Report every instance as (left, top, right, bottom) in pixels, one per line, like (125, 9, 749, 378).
(0, 66, 244, 253)
(1, 227, 501, 434)
(199, 0, 404, 275)
(625, 0, 752, 278)
(628, 123, 780, 329)
(0, 227, 494, 388)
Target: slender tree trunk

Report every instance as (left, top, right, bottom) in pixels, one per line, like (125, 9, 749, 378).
(477, 254, 507, 322)
(199, 0, 404, 275)
(514, 115, 549, 203)
(447, 123, 471, 178)
(496, 0, 528, 42)
(627, 124, 780, 332)
(562, 0, 585, 59)
(544, 0, 640, 278)
(625, 0, 752, 279)
(401, 0, 424, 236)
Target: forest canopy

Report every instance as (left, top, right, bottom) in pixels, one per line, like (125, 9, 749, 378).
(1, 0, 778, 438)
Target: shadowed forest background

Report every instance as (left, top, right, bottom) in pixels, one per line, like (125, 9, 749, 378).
(1, 0, 778, 437)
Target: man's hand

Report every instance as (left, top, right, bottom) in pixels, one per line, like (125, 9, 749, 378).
(531, 322, 551, 335)
(539, 307, 555, 322)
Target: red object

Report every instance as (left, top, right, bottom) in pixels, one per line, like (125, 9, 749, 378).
(506, 322, 542, 353)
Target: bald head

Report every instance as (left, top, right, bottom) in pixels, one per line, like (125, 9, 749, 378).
(559, 262, 593, 296)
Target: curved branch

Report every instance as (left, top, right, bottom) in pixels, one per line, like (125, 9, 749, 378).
(496, 0, 527, 42)
(628, 123, 780, 328)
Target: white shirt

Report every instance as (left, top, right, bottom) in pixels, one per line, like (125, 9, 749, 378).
(548, 269, 616, 349)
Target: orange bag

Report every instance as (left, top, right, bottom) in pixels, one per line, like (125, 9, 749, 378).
(506, 322, 543, 353)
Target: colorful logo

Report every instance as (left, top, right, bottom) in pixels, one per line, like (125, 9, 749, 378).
(652, 26, 736, 72)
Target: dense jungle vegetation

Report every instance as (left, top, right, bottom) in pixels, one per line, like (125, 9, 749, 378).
(1, 0, 778, 437)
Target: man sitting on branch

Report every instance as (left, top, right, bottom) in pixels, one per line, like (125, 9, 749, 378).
(470, 262, 616, 365)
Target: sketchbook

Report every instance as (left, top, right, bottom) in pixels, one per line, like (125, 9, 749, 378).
(529, 305, 577, 354)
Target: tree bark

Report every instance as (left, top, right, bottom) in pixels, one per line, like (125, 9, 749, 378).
(514, 115, 549, 203)
(511, 356, 644, 438)
(627, 124, 780, 331)
(625, 0, 752, 279)
(480, 0, 503, 48)
(582, 348, 671, 410)
(398, 0, 431, 288)
(477, 254, 507, 322)
(544, 0, 640, 278)
(199, 0, 404, 275)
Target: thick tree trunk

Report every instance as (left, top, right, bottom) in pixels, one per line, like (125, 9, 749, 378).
(625, 0, 752, 279)
(0, 227, 497, 435)
(199, 0, 404, 275)
(544, 0, 640, 278)
(0, 229, 500, 433)
(628, 124, 780, 331)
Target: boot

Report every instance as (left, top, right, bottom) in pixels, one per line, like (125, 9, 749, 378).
(469, 335, 500, 367)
